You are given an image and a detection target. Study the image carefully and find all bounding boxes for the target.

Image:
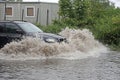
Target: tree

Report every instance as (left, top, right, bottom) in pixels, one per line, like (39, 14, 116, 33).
(59, 0, 74, 19)
(58, 0, 115, 27)
(57, 0, 119, 49)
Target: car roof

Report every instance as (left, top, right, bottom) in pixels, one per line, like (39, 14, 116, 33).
(0, 21, 11, 23)
(0, 20, 28, 24)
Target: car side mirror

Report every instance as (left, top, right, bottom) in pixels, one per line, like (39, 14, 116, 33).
(16, 29, 23, 34)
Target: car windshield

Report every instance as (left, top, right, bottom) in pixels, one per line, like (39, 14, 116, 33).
(18, 22, 43, 33)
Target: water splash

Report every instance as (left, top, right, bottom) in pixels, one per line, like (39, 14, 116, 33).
(0, 28, 108, 60)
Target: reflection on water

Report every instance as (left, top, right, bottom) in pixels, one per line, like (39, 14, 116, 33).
(0, 52, 120, 80)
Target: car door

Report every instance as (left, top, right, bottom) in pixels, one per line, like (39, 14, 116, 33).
(0, 22, 8, 48)
(5, 22, 24, 43)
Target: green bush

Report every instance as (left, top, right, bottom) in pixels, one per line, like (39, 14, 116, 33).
(36, 23, 68, 34)
(101, 27, 120, 45)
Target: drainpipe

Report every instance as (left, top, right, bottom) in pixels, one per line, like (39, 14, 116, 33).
(46, 9, 49, 25)
(4, 1, 6, 21)
(36, 8, 39, 23)
(22, 9, 24, 21)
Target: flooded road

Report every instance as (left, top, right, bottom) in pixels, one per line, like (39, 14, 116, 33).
(0, 51, 120, 80)
(0, 28, 119, 80)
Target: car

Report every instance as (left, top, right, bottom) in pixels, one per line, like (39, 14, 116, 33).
(0, 20, 67, 48)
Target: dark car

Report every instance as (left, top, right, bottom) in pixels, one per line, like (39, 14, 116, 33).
(0, 21, 67, 48)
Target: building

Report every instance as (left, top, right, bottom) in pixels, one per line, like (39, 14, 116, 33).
(0, 2, 59, 25)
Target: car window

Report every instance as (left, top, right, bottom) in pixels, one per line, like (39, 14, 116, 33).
(0, 23, 6, 33)
(18, 22, 43, 33)
(6, 23, 21, 33)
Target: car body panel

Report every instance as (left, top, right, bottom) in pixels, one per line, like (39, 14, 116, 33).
(0, 21, 66, 48)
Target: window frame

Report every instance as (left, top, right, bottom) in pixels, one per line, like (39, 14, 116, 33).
(6, 6, 13, 17)
(25, 6, 35, 17)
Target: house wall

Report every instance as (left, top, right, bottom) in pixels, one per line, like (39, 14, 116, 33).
(20, 2, 39, 23)
(0, 2, 59, 26)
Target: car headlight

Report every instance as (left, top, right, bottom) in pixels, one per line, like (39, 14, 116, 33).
(45, 38, 56, 43)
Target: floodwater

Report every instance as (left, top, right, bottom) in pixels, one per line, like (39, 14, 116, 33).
(0, 51, 120, 80)
(0, 28, 120, 80)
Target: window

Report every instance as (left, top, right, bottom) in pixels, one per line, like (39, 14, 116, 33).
(26, 6, 35, 17)
(0, 23, 5, 33)
(6, 23, 20, 33)
(27, 8, 33, 16)
(18, 22, 43, 33)
(6, 7, 13, 16)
